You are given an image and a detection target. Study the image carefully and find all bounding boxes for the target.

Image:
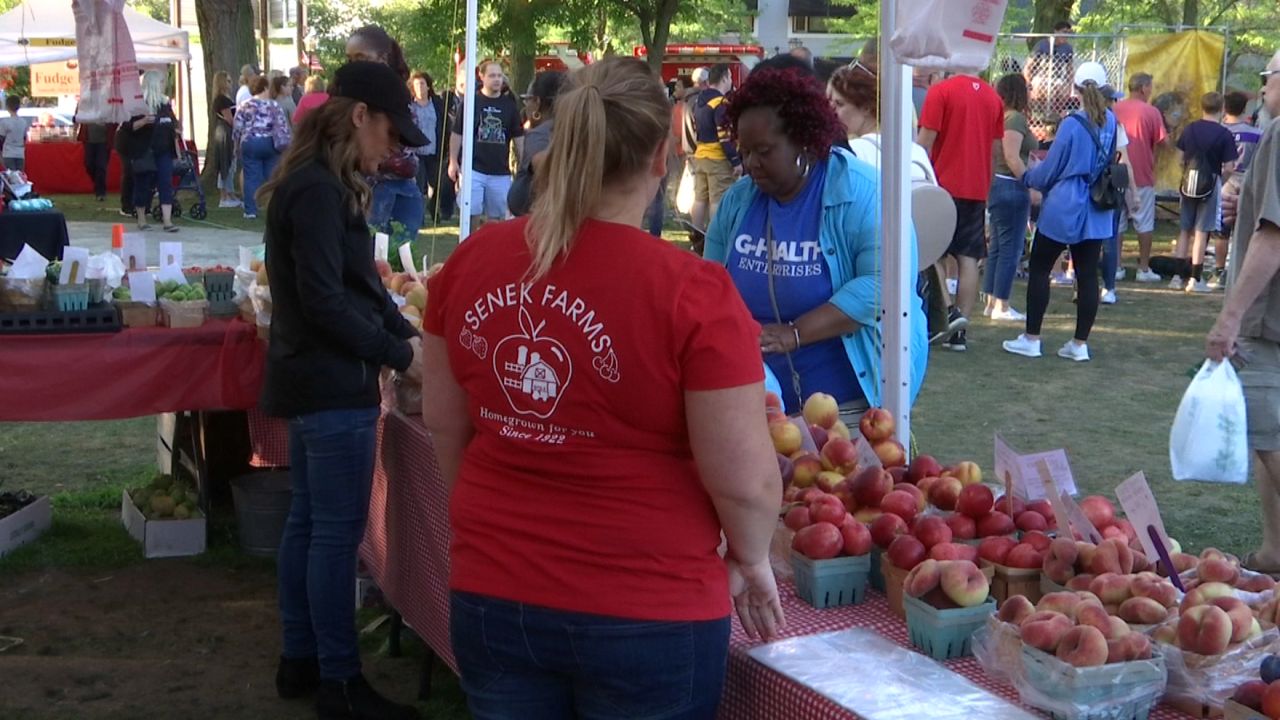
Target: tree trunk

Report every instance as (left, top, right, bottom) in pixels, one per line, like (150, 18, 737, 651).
(508, 0, 538, 97)
(1030, 0, 1075, 48)
(194, 0, 257, 183)
(650, 0, 679, 75)
(1181, 0, 1198, 25)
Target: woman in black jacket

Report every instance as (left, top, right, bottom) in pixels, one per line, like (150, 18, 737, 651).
(257, 60, 426, 720)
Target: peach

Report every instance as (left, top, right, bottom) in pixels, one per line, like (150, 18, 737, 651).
(1200, 547, 1231, 563)
(929, 542, 970, 562)
(873, 439, 907, 468)
(1180, 581, 1235, 612)
(809, 494, 847, 525)
(1088, 538, 1134, 576)
(1044, 537, 1079, 573)
(887, 534, 927, 571)
(1239, 574, 1277, 593)
(1152, 622, 1178, 646)
(858, 407, 895, 442)
(956, 484, 994, 519)
(949, 461, 983, 487)
(1074, 601, 1113, 636)
(870, 513, 908, 548)
(1109, 632, 1153, 663)
(1056, 625, 1109, 667)
(977, 535, 1018, 566)
(945, 513, 977, 540)
(1026, 499, 1056, 525)
(820, 437, 859, 474)
(851, 466, 894, 508)
(916, 476, 940, 498)
(1199, 557, 1241, 586)
(1022, 531, 1053, 552)
(1207, 596, 1254, 643)
(1016, 511, 1049, 533)
(829, 420, 851, 441)
(853, 507, 882, 523)
(1108, 616, 1132, 639)
(1167, 552, 1200, 575)
(912, 516, 953, 550)
(771, 421, 803, 455)
(1089, 573, 1133, 606)
(791, 454, 823, 488)
(1130, 549, 1151, 573)
(840, 519, 873, 556)
(976, 511, 1017, 538)
(879, 490, 918, 524)
(940, 560, 990, 607)
(1036, 592, 1082, 619)
(1066, 574, 1096, 592)
(783, 505, 812, 531)
(1004, 544, 1044, 569)
(1079, 495, 1116, 530)
(997, 595, 1036, 625)
(1233, 680, 1268, 712)
(1118, 597, 1169, 625)
(1076, 542, 1098, 571)
(1021, 611, 1073, 652)
(904, 558, 943, 597)
(928, 476, 963, 511)
(1178, 605, 1234, 655)
(893, 482, 926, 510)
(994, 494, 1028, 517)
(1130, 576, 1178, 608)
(1265, 680, 1280, 720)
(1075, 590, 1102, 605)
(802, 392, 840, 430)
(815, 470, 847, 493)
(1043, 557, 1076, 585)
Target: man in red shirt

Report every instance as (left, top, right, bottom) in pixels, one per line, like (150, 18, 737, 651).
(918, 71, 1004, 352)
(1112, 72, 1168, 281)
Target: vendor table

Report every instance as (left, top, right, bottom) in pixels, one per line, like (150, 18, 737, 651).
(362, 410, 1200, 720)
(0, 209, 69, 262)
(25, 142, 123, 195)
(0, 318, 264, 422)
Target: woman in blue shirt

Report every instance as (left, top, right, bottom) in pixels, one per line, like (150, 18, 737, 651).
(705, 65, 929, 418)
(1003, 62, 1119, 364)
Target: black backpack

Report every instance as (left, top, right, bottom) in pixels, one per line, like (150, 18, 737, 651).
(1067, 113, 1128, 211)
(1180, 152, 1216, 200)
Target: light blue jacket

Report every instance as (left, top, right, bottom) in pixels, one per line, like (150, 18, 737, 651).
(1023, 109, 1119, 244)
(705, 147, 929, 408)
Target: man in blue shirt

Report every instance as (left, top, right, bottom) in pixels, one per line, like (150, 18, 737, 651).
(1033, 21, 1074, 57)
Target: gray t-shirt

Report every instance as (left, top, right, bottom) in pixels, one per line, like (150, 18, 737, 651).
(1228, 119, 1280, 343)
(0, 115, 31, 159)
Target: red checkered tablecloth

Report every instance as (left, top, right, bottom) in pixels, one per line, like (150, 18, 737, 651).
(247, 407, 291, 467)
(355, 414, 1197, 718)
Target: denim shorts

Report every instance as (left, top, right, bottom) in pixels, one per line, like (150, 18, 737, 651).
(1180, 182, 1221, 233)
(469, 171, 513, 219)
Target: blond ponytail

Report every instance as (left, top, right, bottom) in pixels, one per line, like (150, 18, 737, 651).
(525, 57, 669, 281)
(1078, 83, 1108, 127)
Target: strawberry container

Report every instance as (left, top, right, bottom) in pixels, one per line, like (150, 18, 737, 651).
(53, 283, 90, 312)
(204, 270, 237, 318)
(791, 550, 870, 609)
(904, 594, 995, 660)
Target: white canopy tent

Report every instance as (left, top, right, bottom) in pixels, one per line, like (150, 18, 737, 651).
(0, 2, 189, 67)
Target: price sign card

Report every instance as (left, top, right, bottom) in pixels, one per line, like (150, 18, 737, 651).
(158, 241, 182, 270)
(398, 243, 418, 279)
(123, 235, 146, 272)
(238, 246, 254, 271)
(1059, 491, 1103, 545)
(853, 432, 882, 470)
(994, 434, 1078, 501)
(374, 233, 390, 261)
(60, 247, 90, 285)
(156, 263, 187, 285)
(1115, 472, 1173, 562)
(128, 271, 156, 304)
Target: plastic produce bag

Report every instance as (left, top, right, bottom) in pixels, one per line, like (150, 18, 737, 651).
(890, 0, 1008, 72)
(1169, 360, 1249, 484)
(971, 618, 1025, 684)
(1159, 628, 1280, 709)
(1013, 644, 1167, 720)
(675, 164, 696, 215)
(87, 252, 126, 291)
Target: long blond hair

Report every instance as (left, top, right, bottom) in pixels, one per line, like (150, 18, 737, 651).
(256, 97, 370, 215)
(1077, 83, 1108, 127)
(525, 57, 669, 281)
(141, 70, 167, 112)
(212, 71, 232, 99)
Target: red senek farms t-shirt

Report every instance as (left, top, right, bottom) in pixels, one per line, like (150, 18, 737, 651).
(425, 217, 763, 621)
(920, 74, 1005, 201)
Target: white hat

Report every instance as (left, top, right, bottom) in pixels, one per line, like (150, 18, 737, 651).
(1073, 61, 1108, 89)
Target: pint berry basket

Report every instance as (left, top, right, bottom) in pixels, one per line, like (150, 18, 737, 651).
(53, 283, 90, 312)
(204, 271, 237, 318)
(1018, 645, 1167, 720)
(790, 550, 870, 609)
(904, 594, 996, 661)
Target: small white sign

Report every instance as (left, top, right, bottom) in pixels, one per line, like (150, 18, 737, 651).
(374, 233, 390, 261)
(1060, 491, 1103, 545)
(398, 243, 418, 279)
(156, 263, 186, 285)
(158, 241, 182, 270)
(123, 235, 146, 272)
(238, 246, 254, 271)
(994, 434, 1078, 500)
(128, 271, 156, 304)
(1115, 472, 1173, 563)
(60, 247, 90, 285)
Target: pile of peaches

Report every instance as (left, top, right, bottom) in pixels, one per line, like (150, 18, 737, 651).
(996, 589, 1157, 667)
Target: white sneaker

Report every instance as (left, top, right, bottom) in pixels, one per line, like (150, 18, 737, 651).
(983, 305, 993, 318)
(1003, 334, 1042, 358)
(991, 307, 1026, 321)
(1100, 289, 1117, 305)
(1051, 272, 1075, 287)
(1115, 267, 1127, 281)
(1168, 275, 1184, 290)
(218, 198, 242, 208)
(946, 278, 958, 295)
(1057, 341, 1091, 362)
(1186, 279, 1212, 294)
(1136, 268, 1161, 283)
(243, 212, 257, 220)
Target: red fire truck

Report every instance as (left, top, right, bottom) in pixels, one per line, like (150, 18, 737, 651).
(535, 43, 593, 73)
(632, 44, 764, 87)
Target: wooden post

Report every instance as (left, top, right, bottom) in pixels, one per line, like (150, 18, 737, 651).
(259, 0, 270, 73)
(295, 1, 305, 66)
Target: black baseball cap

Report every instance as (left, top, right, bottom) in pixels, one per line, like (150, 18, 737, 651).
(330, 61, 428, 148)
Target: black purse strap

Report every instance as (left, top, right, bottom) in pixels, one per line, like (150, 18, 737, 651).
(1067, 113, 1114, 183)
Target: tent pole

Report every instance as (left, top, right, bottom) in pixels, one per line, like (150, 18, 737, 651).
(458, 0, 478, 241)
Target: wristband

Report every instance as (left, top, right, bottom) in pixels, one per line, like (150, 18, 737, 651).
(789, 322, 801, 350)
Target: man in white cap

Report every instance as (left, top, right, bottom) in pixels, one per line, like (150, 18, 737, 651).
(1207, 49, 1280, 575)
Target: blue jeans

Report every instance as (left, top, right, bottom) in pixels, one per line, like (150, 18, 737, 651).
(278, 406, 381, 681)
(450, 591, 730, 720)
(646, 184, 666, 237)
(241, 136, 280, 216)
(983, 176, 1030, 301)
(133, 148, 175, 211)
(370, 177, 426, 241)
(1101, 211, 1122, 291)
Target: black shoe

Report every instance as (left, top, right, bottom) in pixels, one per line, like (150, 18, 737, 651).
(315, 674, 419, 720)
(276, 655, 320, 699)
(931, 307, 969, 344)
(945, 329, 968, 352)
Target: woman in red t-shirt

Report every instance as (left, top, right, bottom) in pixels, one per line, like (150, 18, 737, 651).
(421, 57, 784, 719)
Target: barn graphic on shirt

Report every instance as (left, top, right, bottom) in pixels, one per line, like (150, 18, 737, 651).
(492, 307, 572, 419)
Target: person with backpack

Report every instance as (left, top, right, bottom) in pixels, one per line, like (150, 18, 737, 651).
(1003, 62, 1122, 363)
(1174, 92, 1238, 293)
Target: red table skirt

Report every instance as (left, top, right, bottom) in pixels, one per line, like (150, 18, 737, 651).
(0, 318, 265, 421)
(25, 142, 123, 195)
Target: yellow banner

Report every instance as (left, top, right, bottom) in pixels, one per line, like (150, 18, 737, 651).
(1123, 31, 1225, 193)
(31, 61, 79, 97)
(26, 38, 76, 47)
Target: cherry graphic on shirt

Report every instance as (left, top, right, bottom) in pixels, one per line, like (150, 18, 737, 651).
(592, 350, 620, 383)
(492, 307, 573, 419)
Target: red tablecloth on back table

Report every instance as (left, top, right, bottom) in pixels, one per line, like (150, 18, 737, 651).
(360, 411, 1197, 719)
(26, 142, 123, 195)
(0, 318, 264, 421)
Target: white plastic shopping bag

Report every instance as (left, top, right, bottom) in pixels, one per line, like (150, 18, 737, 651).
(1169, 360, 1249, 484)
(675, 164, 696, 215)
(890, 0, 1008, 72)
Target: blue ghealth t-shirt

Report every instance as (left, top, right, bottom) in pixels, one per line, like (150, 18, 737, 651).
(725, 160, 863, 411)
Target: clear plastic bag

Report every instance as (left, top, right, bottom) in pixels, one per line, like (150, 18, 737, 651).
(769, 522, 795, 584)
(1170, 360, 1249, 484)
(890, 0, 1009, 72)
(1159, 628, 1280, 709)
(971, 618, 1025, 684)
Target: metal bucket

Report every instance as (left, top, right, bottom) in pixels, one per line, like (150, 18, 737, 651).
(229, 471, 292, 558)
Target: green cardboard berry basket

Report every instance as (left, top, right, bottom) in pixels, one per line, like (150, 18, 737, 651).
(53, 283, 90, 312)
(790, 550, 870, 609)
(904, 594, 996, 661)
(1018, 644, 1167, 720)
(869, 547, 885, 592)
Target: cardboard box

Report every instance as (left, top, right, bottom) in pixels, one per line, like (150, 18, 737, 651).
(0, 495, 52, 557)
(121, 490, 206, 558)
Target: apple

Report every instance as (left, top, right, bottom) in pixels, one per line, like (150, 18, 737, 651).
(820, 438, 858, 474)
(1080, 495, 1116, 529)
(783, 505, 811, 531)
(928, 476, 963, 511)
(793, 521, 843, 560)
(939, 560, 990, 607)
(906, 454, 943, 484)
(859, 407, 895, 442)
(912, 516, 953, 550)
(840, 520, 873, 556)
(873, 439, 907, 468)
(945, 513, 977, 540)
(880, 490, 918, 524)
(809, 494, 847, 525)
(870, 513, 909, 548)
(977, 535, 1018, 565)
(976, 511, 1016, 538)
(887, 534, 927, 571)
(956, 484, 994, 519)
(851, 466, 893, 508)
(771, 421, 803, 456)
(802, 393, 840, 430)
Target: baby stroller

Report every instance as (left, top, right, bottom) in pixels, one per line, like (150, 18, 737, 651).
(145, 147, 207, 221)
(0, 167, 35, 203)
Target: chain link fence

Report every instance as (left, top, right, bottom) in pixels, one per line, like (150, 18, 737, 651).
(990, 34, 1129, 142)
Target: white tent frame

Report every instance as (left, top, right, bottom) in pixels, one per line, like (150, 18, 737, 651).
(0, 2, 190, 67)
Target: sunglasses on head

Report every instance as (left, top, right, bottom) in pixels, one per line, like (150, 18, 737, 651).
(845, 60, 875, 77)
(1263, 69, 1280, 80)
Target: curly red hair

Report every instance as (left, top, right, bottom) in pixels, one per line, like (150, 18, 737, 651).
(724, 66, 846, 157)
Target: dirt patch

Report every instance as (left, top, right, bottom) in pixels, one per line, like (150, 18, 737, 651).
(0, 562, 427, 720)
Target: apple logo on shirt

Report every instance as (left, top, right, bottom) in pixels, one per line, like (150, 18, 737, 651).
(492, 307, 573, 419)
